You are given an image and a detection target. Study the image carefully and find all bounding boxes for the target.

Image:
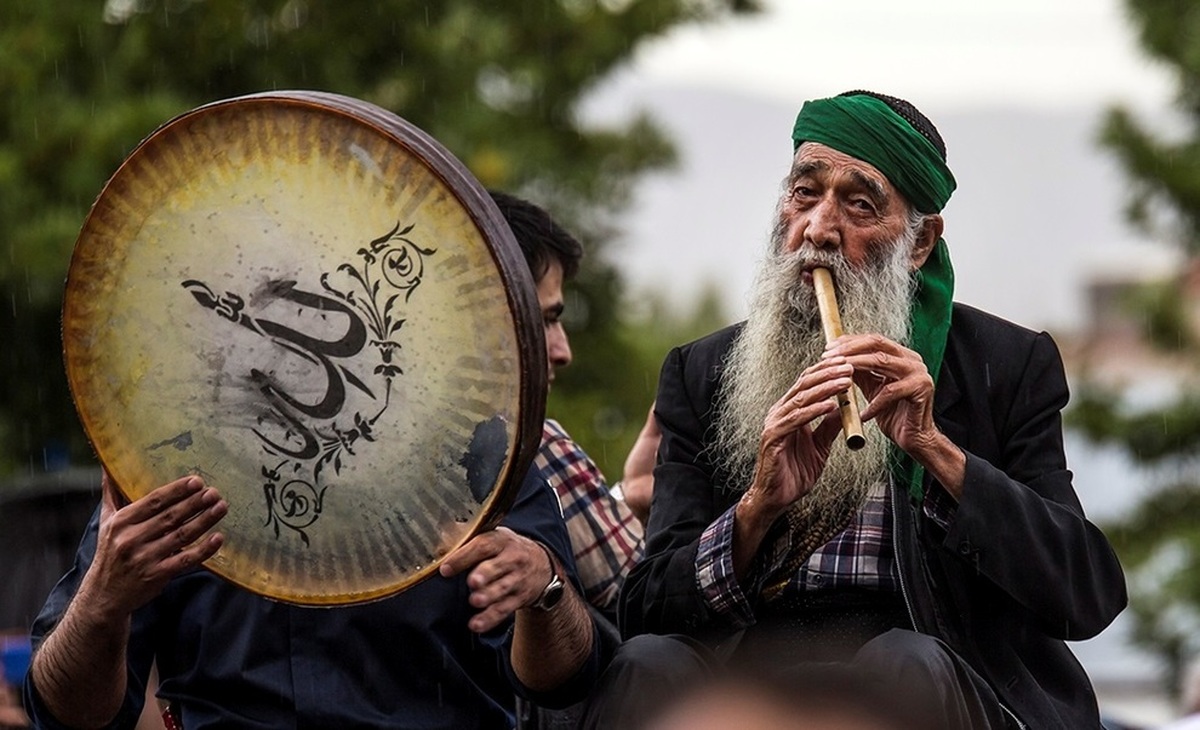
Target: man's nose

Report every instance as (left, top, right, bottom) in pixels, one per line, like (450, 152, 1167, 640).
(802, 197, 842, 251)
(547, 325, 572, 370)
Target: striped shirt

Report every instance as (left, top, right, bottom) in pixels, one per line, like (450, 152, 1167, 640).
(535, 419, 645, 610)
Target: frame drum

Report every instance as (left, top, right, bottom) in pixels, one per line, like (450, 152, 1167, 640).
(62, 91, 547, 605)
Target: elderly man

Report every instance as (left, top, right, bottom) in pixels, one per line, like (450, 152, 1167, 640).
(605, 91, 1127, 729)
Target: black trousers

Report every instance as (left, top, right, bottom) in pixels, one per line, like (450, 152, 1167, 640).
(577, 629, 1016, 730)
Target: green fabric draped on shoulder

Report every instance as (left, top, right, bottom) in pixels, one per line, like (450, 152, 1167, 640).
(792, 93, 957, 501)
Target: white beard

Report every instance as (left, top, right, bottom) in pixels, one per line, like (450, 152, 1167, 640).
(710, 220, 920, 521)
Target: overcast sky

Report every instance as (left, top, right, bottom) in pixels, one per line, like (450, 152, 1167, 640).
(628, 0, 1174, 113)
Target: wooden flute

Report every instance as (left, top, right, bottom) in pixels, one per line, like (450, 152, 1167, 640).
(811, 267, 866, 451)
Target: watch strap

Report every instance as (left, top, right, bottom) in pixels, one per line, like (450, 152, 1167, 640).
(530, 541, 565, 611)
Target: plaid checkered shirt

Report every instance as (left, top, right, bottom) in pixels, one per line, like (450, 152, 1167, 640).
(696, 479, 956, 629)
(535, 419, 645, 611)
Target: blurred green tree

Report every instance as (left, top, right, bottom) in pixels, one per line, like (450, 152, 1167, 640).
(0, 0, 757, 477)
(1076, 0, 1200, 692)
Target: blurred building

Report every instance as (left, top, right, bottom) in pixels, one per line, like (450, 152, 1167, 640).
(1061, 253, 1196, 394)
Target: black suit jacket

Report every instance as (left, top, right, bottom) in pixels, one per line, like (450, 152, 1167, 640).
(619, 302, 1127, 729)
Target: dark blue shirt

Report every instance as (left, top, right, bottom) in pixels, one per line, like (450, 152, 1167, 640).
(23, 468, 597, 729)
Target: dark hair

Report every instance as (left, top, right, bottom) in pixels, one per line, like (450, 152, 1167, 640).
(838, 89, 947, 162)
(488, 190, 583, 282)
(636, 663, 929, 730)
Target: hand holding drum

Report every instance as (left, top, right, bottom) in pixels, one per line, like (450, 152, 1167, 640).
(811, 267, 866, 451)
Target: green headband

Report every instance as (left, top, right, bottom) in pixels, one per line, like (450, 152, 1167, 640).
(792, 94, 956, 500)
(791, 94, 956, 215)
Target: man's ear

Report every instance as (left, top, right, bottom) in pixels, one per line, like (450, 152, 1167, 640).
(909, 214, 944, 270)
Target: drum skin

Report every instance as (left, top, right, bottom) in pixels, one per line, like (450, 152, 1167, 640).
(62, 91, 547, 605)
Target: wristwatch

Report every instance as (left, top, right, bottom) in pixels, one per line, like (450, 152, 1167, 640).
(530, 542, 565, 611)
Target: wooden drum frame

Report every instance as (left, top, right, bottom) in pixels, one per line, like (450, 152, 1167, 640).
(62, 91, 547, 605)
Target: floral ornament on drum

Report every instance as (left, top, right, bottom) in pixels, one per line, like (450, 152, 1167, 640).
(182, 221, 437, 545)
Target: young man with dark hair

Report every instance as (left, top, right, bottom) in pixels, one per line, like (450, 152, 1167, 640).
(489, 190, 646, 621)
